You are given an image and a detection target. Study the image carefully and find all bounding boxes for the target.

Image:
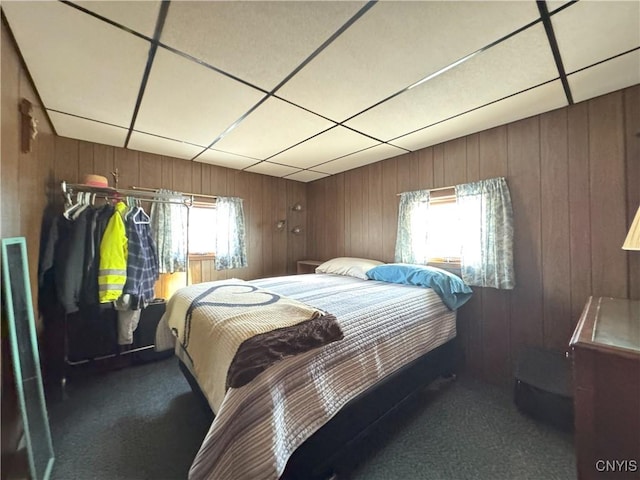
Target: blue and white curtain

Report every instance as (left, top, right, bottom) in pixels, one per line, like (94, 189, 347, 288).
(214, 196, 248, 271)
(455, 177, 515, 289)
(394, 189, 431, 264)
(150, 190, 188, 273)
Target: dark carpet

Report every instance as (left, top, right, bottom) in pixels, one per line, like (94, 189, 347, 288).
(45, 358, 576, 480)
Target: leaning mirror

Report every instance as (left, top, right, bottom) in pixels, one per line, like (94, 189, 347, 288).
(1, 237, 54, 480)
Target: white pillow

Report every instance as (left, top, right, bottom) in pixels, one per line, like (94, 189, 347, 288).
(315, 257, 384, 280)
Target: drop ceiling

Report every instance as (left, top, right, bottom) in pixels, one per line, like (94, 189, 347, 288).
(3, 1, 639, 183)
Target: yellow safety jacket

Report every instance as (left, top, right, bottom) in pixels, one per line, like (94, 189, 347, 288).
(98, 201, 128, 303)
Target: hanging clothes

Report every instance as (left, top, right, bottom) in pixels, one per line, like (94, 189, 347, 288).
(98, 202, 128, 303)
(81, 203, 114, 307)
(116, 204, 159, 345)
(39, 209, 91, 314)
(39, 190, 167, 354)
(123, 207, 159, 309)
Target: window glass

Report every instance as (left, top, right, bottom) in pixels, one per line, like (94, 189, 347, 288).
(188, 207, 216, 255)
(425, 197, 462, 263)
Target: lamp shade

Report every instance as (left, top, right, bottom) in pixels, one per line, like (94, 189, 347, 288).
(622, 206, 640, 250)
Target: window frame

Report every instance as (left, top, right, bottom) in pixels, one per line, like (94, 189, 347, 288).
(187, 205, 217, 257)
(424, 188, 462, 267)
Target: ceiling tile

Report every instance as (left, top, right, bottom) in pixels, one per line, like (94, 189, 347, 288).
(277, 1, 541, 122)
(213, 98, 334, 160)
(314, 144, 407, 175)
(569, 50, 640, 104)
(128, 131, 204, 160)
(286, 170, 330, 183)
(72, 1, 162, 38)
(546, 1, 573, 14)
(268, 127, 378, 169)
(552, 1, 640, 73)
(345, 24, 557, 142)
(134, 48, 265, 147)
(48, 111, 127, 147)
(392, 80, 567, 151)
(160, 1, 366, 91)
(244, 162, 301, 178)
(196, 149, 259, 170)
(2, 1, 149, 127)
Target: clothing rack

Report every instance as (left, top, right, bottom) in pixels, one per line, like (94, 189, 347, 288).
(61, 181, 194, 206)
(57, 181, 209, 385)
(130, 185, 218, 200)
(60, 180, 216, 284)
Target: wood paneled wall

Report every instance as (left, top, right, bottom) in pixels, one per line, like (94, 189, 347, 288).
(307, 85, 640, 384)
(1, 18, 56, 469)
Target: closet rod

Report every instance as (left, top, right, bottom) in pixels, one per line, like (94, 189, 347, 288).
(61, 186, 189, 206)
(62, 181, 189, 201)
(61, 182, 221, 207)
(131, 185, 218, 201)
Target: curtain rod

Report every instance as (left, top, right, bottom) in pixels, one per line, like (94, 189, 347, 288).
(131, 185, 217, 200)
(396, 185, 455, 196)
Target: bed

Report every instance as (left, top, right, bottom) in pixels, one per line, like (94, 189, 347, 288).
(160, 263, 471, 479)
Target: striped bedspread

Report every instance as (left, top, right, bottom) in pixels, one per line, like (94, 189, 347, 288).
(183, 273, 457, 480)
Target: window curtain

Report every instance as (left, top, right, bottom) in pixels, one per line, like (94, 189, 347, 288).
(455, 177, 515, 289)
(394, 189, 430, 264)
(150, 190, 188, 273)
(214, 196, 248, 270)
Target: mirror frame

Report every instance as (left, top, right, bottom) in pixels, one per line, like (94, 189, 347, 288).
(1, 237, 54, 480)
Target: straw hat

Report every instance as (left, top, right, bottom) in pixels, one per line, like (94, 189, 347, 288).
(81, 174, 112, 189)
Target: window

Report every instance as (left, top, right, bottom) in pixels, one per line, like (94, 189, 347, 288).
(396, 187, 461, 267)
(396, 178, 515, 289)
(423, 193, 462, 265)
(188, 206, 216, 255)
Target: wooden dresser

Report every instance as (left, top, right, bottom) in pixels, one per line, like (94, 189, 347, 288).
(570, 296, 640, 479)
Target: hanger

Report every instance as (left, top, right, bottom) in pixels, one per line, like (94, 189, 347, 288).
(63, 191, 84, 220)
(124, 196, 134, 220)
(132, 204, 150, 225)
(71, 192, 90, 219)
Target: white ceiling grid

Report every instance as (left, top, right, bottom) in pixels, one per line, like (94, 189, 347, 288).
(245, 162, 301, 178)
(268, 126, 379, 169)
(276, 1, 540, 122)
(2, 1, 639, 183)
(160, 1, 367, 92)
(212, 97, 335, 160)
(133, 47, 264, 147)
(48, 111, 129, 148)
(74, 0, 162, 38)
(196, 148, 259, 171)
(344, 23, 558, 142)
(127, 131, 206, 160)
(316, 143, 408, 175)
(2, 0, 149, 129)
(392, 80, 567, 151)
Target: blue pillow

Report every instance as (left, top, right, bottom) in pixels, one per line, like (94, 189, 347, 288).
(366, 264, 473, 310)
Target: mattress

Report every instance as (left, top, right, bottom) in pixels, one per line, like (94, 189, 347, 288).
(166, 273, 457, 480)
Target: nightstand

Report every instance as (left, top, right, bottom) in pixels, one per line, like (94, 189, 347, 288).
(296, 260, 322, 274)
